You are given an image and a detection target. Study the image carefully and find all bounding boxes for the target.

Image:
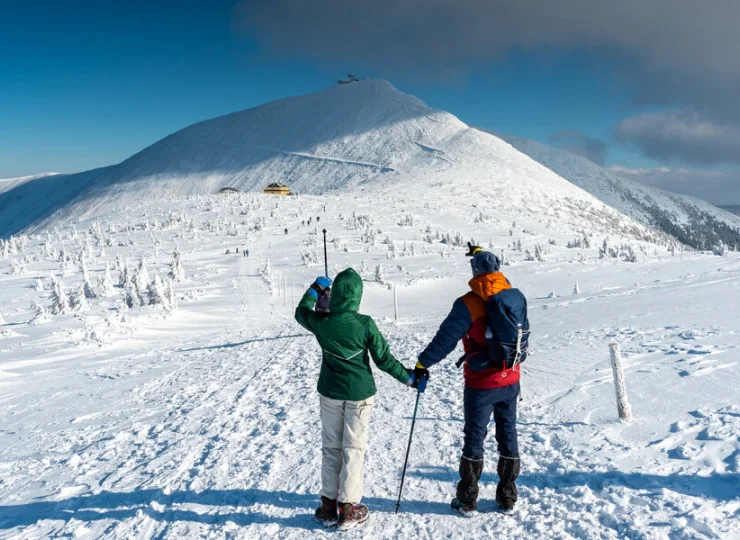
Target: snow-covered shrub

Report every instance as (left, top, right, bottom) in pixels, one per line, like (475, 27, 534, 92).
(573, 281, 581, 295)
(713, 241, 726, 256)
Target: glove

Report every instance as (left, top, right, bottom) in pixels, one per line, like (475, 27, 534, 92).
(465, 242, 483, 257)
(406, 362, 430, 393)
(307, 276, 332, 298)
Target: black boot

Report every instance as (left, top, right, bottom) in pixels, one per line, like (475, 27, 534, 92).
(314, 496, 338, 526)
(451, 455, 483, 513)
(495, 455, 520, 511)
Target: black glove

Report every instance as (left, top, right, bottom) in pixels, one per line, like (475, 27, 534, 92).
(406, 363, 430, 392)
(465, 242, 483, 257)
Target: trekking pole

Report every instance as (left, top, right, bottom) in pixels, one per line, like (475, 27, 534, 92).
(395, 389, 421, 513)
(322, 228, 328, 277)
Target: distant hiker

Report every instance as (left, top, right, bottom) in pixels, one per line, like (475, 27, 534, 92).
(245, 249, 250, 258)
(415, 243, 529, 514)
(302, 220, 305, 226)
(285, 228, 288, 235)
(236, 248, 239, 254)
(317, 216, 320, 223)
(295, 269, 419, 530)
(226, 249, 231, 255)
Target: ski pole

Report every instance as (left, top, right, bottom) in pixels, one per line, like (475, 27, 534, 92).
(322, 228, 328, 277)
(395, 389, 421, 514)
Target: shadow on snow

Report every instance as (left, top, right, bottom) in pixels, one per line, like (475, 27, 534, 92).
(0, 488, 449, 530)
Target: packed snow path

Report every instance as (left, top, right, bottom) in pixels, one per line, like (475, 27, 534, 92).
(2, 251, 739, 539)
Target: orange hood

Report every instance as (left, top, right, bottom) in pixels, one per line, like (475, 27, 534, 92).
(468, 272, 511, 300)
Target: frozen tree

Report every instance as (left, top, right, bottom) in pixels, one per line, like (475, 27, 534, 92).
(34, 277, 45, 291)
(134, 257, 150, 292)
(573, 281, 581, 295)
(169, 250, 185, 282)
(119, 261, 132, 288)
(30, 302, 51, 325)
(72, 283, 90, 313)
(115, 255, 123, 273)
(49, 276, 70, 315)
(165, 278, 177, 310)
(375, 264, 385, 284)
(147, 274, 166, 305)
(80, 259, 96, 299)
(712, 241, 726, 256)
(98, 264, 115, 297)
(124, 283, 142, 308)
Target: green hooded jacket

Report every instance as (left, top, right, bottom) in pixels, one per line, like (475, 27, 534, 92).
(294, 268, 410, 401)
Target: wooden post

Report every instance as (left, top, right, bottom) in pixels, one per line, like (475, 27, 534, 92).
(609, 343, 633, 422)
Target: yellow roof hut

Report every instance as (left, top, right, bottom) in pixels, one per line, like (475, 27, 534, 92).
(263, 182, 291, 196)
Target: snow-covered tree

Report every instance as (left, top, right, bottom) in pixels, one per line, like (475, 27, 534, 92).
(573, 281, 581, 295)
(147, 274, 166, 305)
(165, 278, 177, 310)
(72, 283, 90, 313)
(34, 277, 45, 291)
(134, 257, 150, 292)
(49, 276, 70, 315)
(124, 283, 142, 308)
(98, 264, 115, 297)
(375, 264, 385, 284)
(119, 261, 132, 288)
(30, 302, 51, 325)
(169, 250, 185, 282)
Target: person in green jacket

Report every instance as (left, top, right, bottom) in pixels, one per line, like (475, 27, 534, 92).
(295, 268, 426, 530)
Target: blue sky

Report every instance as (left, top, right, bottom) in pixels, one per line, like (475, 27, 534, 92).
(2, 1, 739, 202)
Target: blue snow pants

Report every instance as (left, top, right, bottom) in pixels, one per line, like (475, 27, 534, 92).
(462, 383, 520, 458)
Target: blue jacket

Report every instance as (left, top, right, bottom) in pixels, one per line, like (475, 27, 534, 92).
(418, 298, 472, 368)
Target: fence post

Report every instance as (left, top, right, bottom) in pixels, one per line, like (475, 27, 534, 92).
(609, 343, 633, 422)
(393, 286, 399, 321)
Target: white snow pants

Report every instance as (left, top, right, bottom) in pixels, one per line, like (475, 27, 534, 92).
(319, 395, 375, 505)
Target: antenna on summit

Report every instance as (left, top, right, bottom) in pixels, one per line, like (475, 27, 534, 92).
(338, 73, 360, 84)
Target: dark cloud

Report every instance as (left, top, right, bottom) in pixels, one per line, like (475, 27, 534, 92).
(548, 130, 606, 166)
(610, 166, 740, 205)
(233, 0, 740, 119)
(615, 110, 740, 166)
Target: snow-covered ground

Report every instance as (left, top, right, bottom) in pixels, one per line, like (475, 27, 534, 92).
(1, 191, 739, 539)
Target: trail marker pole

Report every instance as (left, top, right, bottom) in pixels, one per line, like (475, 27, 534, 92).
(322, 229, 328, 277)
(609, 343, 633, 422)
(393, 286, 399, 321)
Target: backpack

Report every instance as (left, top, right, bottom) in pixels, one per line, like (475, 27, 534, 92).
(459, 288, 530, 372)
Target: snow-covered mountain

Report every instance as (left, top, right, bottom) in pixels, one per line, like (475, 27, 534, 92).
(494, 132, 740, 250)
(1, 80, 663, 247)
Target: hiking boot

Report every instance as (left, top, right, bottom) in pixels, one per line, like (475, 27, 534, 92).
(451, 497, 477, 515)
(337, 502, 369, 530)
(495, 455, 520, 511)
(314, 496, 338, 527)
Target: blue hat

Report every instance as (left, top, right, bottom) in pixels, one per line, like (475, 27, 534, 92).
(471, 251, 501, 276)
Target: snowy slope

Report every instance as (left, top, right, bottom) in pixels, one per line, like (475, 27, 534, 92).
(1, 80, 666, 249)
(1, 191, 739, 539)
(495, 132, 740, 250)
